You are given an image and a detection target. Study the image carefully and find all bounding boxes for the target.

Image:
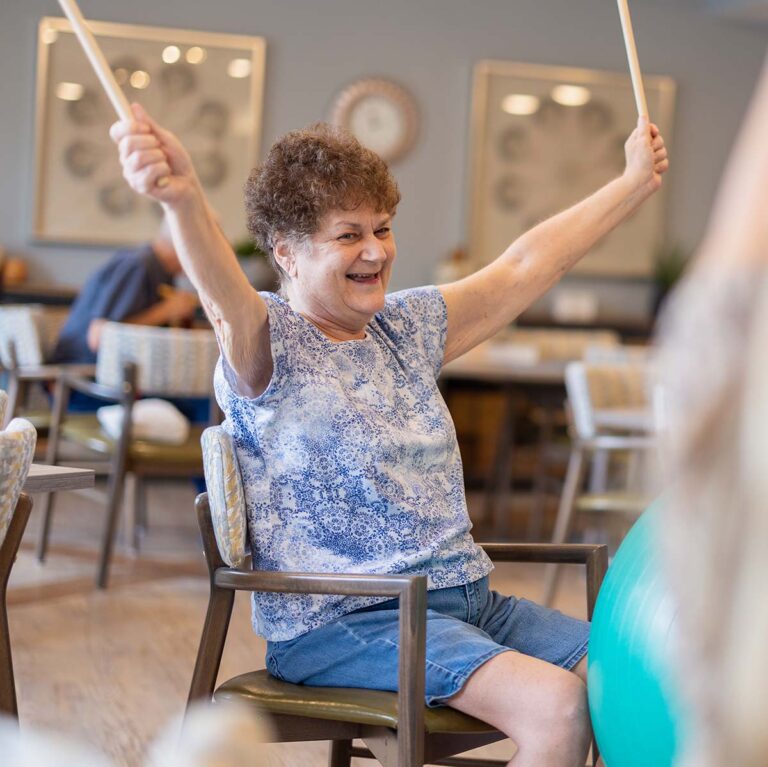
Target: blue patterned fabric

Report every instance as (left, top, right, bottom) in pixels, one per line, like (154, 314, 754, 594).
(215, 287, 493, 641)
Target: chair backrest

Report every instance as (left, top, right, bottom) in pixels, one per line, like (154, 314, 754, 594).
(0, 391, 37, 544)
(200, 425, 248, 569)
(501, 327, 620, 361)
(0, 305, 68, 368)
(565, 360, 651, 440)
(96, 322, 219, 397)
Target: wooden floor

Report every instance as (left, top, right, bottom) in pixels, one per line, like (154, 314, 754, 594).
(8, 480, 589, 766)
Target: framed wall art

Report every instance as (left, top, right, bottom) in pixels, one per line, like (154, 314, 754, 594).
(33, 17, 266, 245)
(468, 60, 675, 277)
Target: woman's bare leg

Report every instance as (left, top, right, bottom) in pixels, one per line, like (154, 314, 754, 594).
(447, 651, 591, 767)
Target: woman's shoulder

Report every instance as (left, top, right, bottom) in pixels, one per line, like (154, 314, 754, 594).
(381, 285, 446, 324)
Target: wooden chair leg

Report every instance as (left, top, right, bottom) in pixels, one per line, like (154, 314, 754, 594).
(187, 495, 237, 707)
(97, 457, 128, 589)
(0, 495, 33, 718)
(37, 376, 67, 563)
(542, 446, 586, 606)
(328, 739, 353, 767)
(97, 374, 135, 589)
(35, 492, 56, 563)
(128, 474, 148, 554)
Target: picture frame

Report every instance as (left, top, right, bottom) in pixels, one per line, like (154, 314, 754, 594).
(468, 60, 675, 277)
(33, 17, 266, 245)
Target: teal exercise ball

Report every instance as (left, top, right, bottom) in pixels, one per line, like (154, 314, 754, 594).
(588, 505, 687, 767)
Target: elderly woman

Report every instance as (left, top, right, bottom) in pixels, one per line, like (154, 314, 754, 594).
(112, 105, 667, 767)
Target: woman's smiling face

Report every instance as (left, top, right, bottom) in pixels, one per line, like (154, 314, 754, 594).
(280, 205, 397, 339)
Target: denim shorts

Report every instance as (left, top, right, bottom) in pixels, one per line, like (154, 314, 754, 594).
(266, 576, 589, 706)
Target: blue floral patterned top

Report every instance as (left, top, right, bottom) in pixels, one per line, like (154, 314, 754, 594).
(215, 286, 493, 641)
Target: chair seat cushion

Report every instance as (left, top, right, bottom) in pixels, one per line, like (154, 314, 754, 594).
(214, 669, 495, 734)
(61, 414, 204, 465)
(575, 492, 649, 514)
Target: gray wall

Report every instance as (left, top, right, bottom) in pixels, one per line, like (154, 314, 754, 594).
(1, 0, 767, 295)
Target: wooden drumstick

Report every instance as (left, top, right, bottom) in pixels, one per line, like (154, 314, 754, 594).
(56, 0, 131, 120)
(616, 0, 649, 119)
(56, 0, 169, 186)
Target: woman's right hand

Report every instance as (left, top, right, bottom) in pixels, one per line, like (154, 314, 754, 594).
(109, 103, 199, 206)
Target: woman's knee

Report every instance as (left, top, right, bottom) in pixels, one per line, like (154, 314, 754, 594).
(533, 671, 589, 734)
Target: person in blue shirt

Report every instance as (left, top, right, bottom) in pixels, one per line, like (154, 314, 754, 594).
(51, 218, 198, 366)
(51, 219, 205, 423)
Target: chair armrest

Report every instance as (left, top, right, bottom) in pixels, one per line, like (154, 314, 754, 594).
(479, 542, 608, 621)
(214, 566, 427, 763)
(215, 567, 423, 599)
(13, 363, 96, 383)
(60, 371, 129, 402)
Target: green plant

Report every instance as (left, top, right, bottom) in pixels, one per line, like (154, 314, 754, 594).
(654, 242, 689, 292)
(232, 238, 268, 259)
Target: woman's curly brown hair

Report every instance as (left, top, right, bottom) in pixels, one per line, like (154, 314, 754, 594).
(244, 123, 401, 280)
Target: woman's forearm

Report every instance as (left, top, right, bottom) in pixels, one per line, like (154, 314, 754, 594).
(504, 173, 653, 300)
(442, 172, 656, 361)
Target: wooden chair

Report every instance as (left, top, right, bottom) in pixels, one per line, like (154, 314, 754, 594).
(542, 361, 657, 606)
(39, 321, 219, 588)
(0, 305, 91, 435)
(188, 425, 608, 767)
(0, 390, 37, 717)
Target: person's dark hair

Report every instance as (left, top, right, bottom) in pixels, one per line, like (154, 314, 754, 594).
(244, 123, 401, 281)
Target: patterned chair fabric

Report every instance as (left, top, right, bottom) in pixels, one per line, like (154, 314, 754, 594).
(95, 322, 219, 397)
(0, 393, 37, 544)
(201, 426, 248, 568)
(566, 361, 651, 440)
(0, 306, 68, 368)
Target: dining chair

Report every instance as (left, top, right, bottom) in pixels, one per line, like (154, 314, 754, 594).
(0, 390, 37, 717)
(39, 321, 220, 588)
(0, 305, 91, 436)
(542, 361, 657, 606)
(188, 425, 609, 767)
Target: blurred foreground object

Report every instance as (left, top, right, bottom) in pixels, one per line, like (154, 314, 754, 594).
(655, 52, 768, 767)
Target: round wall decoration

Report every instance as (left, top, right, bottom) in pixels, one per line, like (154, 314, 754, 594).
(330, 78, 419, 163)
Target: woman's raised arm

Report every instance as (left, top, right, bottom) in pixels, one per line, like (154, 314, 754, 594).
(110, 104, 272, 396)
(439, 116, 669, 363)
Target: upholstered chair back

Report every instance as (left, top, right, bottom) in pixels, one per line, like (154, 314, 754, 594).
(0, 391, 37, 544)
(95, 322, 219, 397)
(566, 361, 651, 441)
(0, 306, 68, 368)
(200, 425, 248, 568)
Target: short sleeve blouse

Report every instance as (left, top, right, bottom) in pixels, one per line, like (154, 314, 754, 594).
(215, 286, 492, 641)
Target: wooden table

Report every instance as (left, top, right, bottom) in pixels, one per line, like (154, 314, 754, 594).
(23, 464, 95, 494)
(440, 352, 568, 536)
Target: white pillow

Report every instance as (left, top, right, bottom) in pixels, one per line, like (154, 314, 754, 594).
(97, 399, 191, 445)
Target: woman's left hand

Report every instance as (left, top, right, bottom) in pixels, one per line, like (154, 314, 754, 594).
(623, 116, 670, 195)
